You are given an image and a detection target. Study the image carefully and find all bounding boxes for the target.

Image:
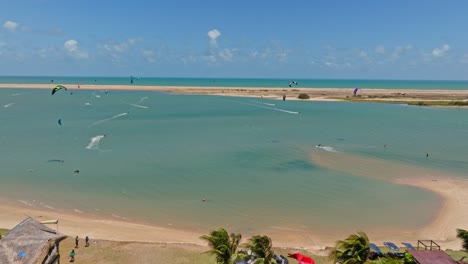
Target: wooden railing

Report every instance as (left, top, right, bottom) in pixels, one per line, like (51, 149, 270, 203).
(417, 240, 441, 251)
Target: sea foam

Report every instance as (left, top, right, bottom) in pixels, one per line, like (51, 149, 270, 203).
(89, 112, 128, 127)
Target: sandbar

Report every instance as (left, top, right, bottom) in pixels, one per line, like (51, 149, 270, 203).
(1, 83, 468, 105)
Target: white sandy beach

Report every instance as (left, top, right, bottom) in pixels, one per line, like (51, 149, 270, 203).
(310, 151, 468, 250)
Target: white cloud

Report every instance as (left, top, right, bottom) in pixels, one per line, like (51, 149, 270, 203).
(105, 43, 128, 53)
(219, 48, 234, 61)
(141, 49, 156, 63)
(3, 20, 18, 31)
(359, 50, 368, 58)
(275, 51, 288, 62)
(375, 45, 385, 54)
(389, 45, 412, 61)
(102, 38, 142, 53)
(207, 29, 221, 48)
(203, 54, 217, 63)
(38, 48, 50, 59)
(324, 62, 337, 68)
(181, 54, 197, 64)
(432, 44, 450, 58)
(64, 39, 88, 59)
(250, 50, 268, 60)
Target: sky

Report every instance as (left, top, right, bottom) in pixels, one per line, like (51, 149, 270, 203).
(1, 0, 468, 79)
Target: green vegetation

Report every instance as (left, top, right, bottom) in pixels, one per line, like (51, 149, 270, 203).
(406, 101, 468, 107)
(244, 235, 275, 264)
(329, 231, 370, 264)
(343, 95, 468, 107)
(298, 93, 310, 99)
(200, 228, 243, 264)
(457, 229, 468, 251)
(0, 228, 9, 239)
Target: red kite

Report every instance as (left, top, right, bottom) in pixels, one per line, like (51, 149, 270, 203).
(288, 253, 315, 264)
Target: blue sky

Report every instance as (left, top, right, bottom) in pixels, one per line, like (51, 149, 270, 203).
(1, 0, 468, 79)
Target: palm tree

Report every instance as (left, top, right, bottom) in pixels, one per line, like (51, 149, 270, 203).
(200, 228, 243, 264)
(456, 228, 468, 251)
(328, 231, 370, 264)
(244, 235, 275, 264)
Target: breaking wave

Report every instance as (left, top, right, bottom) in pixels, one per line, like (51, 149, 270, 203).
(89, 112, 128, 127)
(315, 145, 338, 152)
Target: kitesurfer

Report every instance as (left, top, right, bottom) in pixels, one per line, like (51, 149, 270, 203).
(283, 95, 286, 101)
(73, 170, 80, 174)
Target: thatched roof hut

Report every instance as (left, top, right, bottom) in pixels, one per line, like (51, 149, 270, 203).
(0, 217, 66, 264)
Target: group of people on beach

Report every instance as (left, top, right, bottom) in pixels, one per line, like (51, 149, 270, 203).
(69, 235, 90, 262)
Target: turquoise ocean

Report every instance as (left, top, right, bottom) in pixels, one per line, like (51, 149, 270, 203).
(1, 77, 467, 239)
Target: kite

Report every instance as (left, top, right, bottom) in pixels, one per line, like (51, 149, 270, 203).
(353, 88, 362, 96)
(52, 85, 67, 95)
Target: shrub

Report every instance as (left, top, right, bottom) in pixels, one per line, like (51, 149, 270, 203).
(298, 93, 310, 99)
(457, 228, 468, 251)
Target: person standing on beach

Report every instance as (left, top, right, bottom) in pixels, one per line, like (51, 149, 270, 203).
(70, 249, 75, 262)
(85, 236, 90, 247)
(75, 236, 79, 248)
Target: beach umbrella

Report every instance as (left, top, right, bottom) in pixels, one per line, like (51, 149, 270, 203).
(288, 253, 315, 264)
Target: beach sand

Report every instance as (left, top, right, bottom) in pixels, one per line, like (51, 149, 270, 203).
(310, 150, 468, 250)
(1, 83, 467, 251)
(2, 83, 468, 104)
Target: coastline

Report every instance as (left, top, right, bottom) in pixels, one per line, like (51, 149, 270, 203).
(310, 151, 468, 250)
(1, 83, 468, 105)
(1, 154, 467, 250)
(1, 83, 467, 251)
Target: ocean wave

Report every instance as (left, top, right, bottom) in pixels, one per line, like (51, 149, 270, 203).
(239, 101, 299, 114)
(111, 214, 129, 220)
(129, 103, 149, 109)
(89, 112, 128, 127)
(315, 145, 338, 152)
(137, 96, 149, 104)
(18, 200, 33, 206)
(252, 101, 276, 106)
(4, 102, 14, 108)
(86, 135, 106, 149)
(74, 209, 83, 213)
(40, 202, 55, 210)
